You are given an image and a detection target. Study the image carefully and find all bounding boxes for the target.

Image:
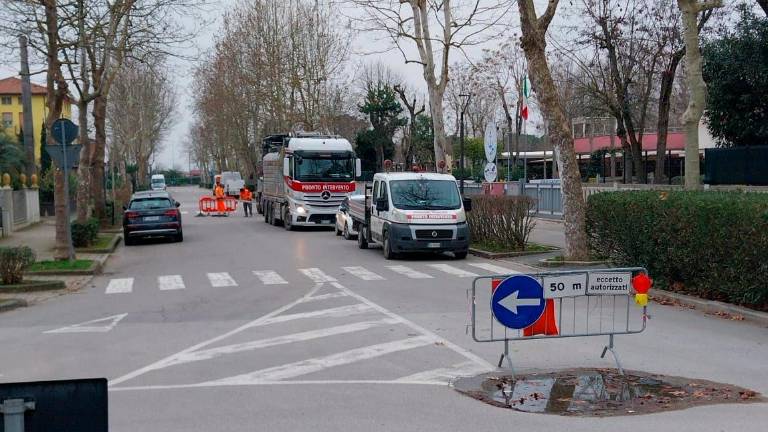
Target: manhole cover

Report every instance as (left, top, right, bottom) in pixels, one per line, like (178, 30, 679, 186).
(454, 368, 762, 416)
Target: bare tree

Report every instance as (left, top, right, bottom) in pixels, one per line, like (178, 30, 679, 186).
(393, 84, 425, 165)
(518, 0, 588, 260)
(349, 0, 512, 169)
(677, 0, 723, 189)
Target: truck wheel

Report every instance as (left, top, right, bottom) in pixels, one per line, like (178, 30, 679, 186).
(334, 221, 342, 236)
(357, 226, 368, 249)
(263, 201, 269, 223)
(283, 207, 293, 231)
(383, 235, 397, 260)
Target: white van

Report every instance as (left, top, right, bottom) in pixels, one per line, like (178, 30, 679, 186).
(150, 174, 166, 191)
(349, 172, 471, 259)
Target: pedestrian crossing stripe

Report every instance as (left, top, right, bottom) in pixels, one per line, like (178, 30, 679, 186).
(427, 263, 478, 278)
(386, 265, 433, 279)
(105, 278, 133, 294)
(467, 262, 519, 275)
(342, 266, 384, 281)
(207, 272, 237, 287)
(158, 275, 185, 291)
(253, 270, 288, 285)
(298, 268, 337, 283)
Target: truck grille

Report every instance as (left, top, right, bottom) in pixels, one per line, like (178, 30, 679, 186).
(303, 193, 346, 208)
(414, 229, 454, 240)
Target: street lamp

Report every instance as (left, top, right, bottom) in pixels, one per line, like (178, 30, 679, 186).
(459, 93, 472, 195)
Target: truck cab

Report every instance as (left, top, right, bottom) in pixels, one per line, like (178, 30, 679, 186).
(353, 172, 471, 259)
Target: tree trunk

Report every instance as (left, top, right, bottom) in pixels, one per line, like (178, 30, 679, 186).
(677, 0, 722, 190)
(91, 95, 107, 220)
(518, 0, 589, 260)
(429, 89, 448, 168)
(654, 54, 683, 183)
(75, 98, 91, 223)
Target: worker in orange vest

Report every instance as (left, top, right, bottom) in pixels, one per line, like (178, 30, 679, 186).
(239, 187, 253, 217)
(214, 176, 226, 213)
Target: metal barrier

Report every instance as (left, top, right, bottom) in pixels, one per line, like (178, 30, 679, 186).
(468, 267, 650, 376)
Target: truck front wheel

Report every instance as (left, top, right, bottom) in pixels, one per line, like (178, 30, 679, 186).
(283, 207, 293, 231)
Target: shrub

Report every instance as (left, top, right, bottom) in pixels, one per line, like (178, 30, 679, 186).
(71, 218, 100, 247)
(467, 195, 537, 251)
(586, 191, 768, 310)
(0, 246, 36, 285)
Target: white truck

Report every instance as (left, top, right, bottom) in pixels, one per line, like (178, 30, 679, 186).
(257, 133, 361, 230)
(349, 172, 472, 259)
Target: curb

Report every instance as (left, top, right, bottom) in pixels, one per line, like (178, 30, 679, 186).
(0, 298, 27, 313)
(75, 234, 122, 254)
(652, 289, 768, 327)
(0, 280, 66, 293)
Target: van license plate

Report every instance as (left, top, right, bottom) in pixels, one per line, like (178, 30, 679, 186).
(427, 242, 441, 248)
(144, 216, 160, 222)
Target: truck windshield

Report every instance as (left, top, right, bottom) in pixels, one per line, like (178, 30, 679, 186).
(390, 180, 461, 210)
(294, 157, 354, 182)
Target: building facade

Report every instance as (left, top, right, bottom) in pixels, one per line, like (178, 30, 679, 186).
(0, 76, 72, 165)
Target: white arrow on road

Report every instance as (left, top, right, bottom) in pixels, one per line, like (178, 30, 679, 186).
(498, 290, 541, 314)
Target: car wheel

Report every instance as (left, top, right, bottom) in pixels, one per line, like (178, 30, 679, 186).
(123, 233, 134, 246)
(335, 222, 342, 236)
(383, 233, 397, 260)
(175, 230, 184, 243)
(454, 251, 468, 260)
(357, 226, 368, 249)
(283, 207, 293, 231)
(343, 223, 352, 240)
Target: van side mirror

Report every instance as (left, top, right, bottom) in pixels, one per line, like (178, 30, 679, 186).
(122, 205, 127, 211)
(283, 157, 290, 177)
(462, 197, 472, 212)
(376, 198, 388, 212)
(355, 159, 362, 177)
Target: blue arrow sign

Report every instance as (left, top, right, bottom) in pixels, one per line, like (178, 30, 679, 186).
(491, 275, 545, 329)
(51, 118, 78, 145)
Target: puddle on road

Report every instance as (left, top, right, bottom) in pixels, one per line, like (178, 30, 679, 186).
(454, 369, 762, 416)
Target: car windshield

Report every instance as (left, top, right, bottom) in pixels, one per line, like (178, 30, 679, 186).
(151, 179, 164, 185)
(129, 198, 173, 210)
(389, 179, 461, 210)
(295, 157, 354, 182)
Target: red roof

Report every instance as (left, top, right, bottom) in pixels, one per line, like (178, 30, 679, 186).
(0, 77, 48, 95)
(574, 132, 686, 154)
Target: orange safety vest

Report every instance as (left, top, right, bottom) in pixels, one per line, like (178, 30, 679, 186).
(240, 189, 252, 201)
(214, 184, 225, 198)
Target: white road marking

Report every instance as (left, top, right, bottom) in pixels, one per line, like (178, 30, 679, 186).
(342, 266, 385, 281)
(299, 268, 337, 283)
(256, 304, 373, 326)
(252, 270, 288, 285)
(427, 264, 478, 278)
(180, 211, 189, 215)
(111, 380, 445, 391)
(105, 278, 133, 294)
(300, 292, 349, 302)
(45, 313, 128, 334)
(395, 361, 491, 384)
(165, 319, 399, 367)
(200, 336, 435, 385)
(468, 262, 521, 276)
(110, 283, 327, 387)
(386, 265, 433, 279)
(207, 272, 237, 287)
(158, 275, 185, 291)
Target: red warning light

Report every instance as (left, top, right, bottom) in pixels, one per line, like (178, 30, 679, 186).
(632, 273, 652, 294)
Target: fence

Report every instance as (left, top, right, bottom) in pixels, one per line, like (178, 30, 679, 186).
(469, 267, 650, 375)
(0, 187, 40, 237)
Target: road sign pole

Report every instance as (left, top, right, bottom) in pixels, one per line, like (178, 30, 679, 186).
(61, 124, 74, 261)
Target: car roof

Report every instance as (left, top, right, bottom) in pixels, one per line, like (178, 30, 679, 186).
(373, 172, 457, 181)
(131, 191, 172, 199)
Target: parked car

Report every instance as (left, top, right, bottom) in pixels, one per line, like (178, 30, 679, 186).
(123, 191, 183, 245)
(150, 174, 166, 191)
(335, 194, 364, 240)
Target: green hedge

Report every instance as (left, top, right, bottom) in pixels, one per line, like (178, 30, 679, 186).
(0, 246, 35, 285)
(71, 218, 100, 248)
(586, 191, 768, 310)
(467, 195, 537, 251)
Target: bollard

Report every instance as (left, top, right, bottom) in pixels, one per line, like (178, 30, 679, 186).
(0, 398, 36, 432)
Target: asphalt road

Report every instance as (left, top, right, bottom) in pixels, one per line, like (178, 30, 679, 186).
(0, 186, 766, 431)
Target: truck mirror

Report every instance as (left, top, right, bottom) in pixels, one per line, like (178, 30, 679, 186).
(462, 197, 472, 212)
(376, 198, 388, 212)
(283, 157, 290, 177)
(355, 159, 362, 178)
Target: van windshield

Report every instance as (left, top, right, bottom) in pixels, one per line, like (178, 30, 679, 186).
(389, 180, 461, 210)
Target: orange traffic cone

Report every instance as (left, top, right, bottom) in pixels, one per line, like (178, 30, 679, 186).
(523, 299, 559, 336)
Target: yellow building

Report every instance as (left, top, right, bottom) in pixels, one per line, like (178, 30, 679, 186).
(0, 76, 72, 164)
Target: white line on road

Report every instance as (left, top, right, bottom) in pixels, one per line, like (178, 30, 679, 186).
(301, 292, 349, 302)
(200, 336, 435, 385)
(45, 313, 128, 334)
(427, 264, 478, 278)
(256, 304, 373, 326)
(252, 270, 288, 285)
(342, 266, 385, 281)
(165, 319, 400, 367)
(386, 265, 433, 279)
(109, 283, 326, 387)
(394, 361, 491, 384)
(110, 380, 445, 391)
(207, 272, 238, 287)
(158, 275, 185, 291)
(105, 278, 133, 294)
(298, 268, 337, 283)
(467, 262, 520, 276)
